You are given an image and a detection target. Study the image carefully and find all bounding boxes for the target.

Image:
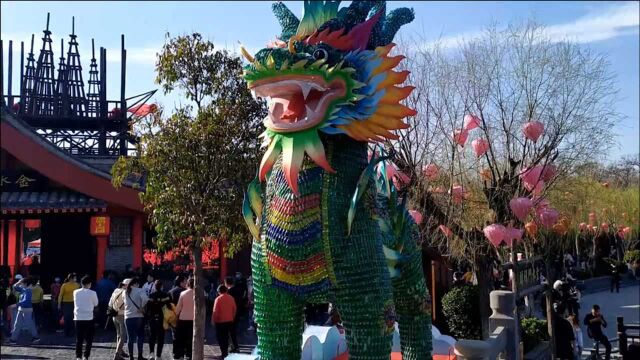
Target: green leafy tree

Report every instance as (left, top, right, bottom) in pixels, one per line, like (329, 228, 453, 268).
(112, 32, 266, 359)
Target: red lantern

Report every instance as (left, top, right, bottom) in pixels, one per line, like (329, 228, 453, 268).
(24, 219, 41, 229)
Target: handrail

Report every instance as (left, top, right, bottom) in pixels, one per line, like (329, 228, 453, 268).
(454, 291, 519, 360)
(618, 316, 640, 358)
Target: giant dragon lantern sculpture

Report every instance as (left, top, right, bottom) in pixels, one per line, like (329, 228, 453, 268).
(241, 1, 432, 359)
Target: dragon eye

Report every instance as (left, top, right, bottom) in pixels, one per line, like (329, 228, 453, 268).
(313, 48, 328, 61)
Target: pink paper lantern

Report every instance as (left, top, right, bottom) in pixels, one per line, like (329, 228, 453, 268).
(471, 138, 490, 158)
(504, 227, 524, 246)
(439, 225, 453, 238)
(484, 224, 507, 247)
(453, 128, 469, 147)
(409, 210, 423, 225)
(510, 197, 533, 221)
(541, 164, 557, 182)
(522, 121, 544, 142)
(449, 185, 465, 204)
(538, 208, 559, 229)
(463, 114, 481, 131)
(520, 166, 545, 193)
(422, 164, 439, 181)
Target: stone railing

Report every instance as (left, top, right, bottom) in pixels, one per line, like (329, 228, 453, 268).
(454, 290, 520, 360)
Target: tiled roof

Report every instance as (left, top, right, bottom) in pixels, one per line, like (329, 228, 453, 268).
(1, 191, 107, 214)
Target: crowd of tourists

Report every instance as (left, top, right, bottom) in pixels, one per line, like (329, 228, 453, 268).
(0, 266, 254, 360)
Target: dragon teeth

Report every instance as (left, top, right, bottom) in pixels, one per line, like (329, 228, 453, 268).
(301, 83, 312, 99)
(305, 105, 315, 120)
(292, 59, 308, 69)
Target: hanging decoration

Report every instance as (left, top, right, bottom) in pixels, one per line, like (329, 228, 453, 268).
(471, 138, 490, 157)
(463, 114, 481, 131)
(522, 121, 544, 142)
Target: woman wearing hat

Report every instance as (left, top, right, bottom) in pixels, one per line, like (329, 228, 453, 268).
(108, 278, 130, 360)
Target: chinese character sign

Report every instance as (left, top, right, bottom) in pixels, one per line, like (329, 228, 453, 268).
(0, 171, 43, 191)
(90, 216, 111, 236)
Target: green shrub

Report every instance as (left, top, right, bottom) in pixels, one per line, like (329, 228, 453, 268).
(441, 285, 482, 340)
(624, 250, 640, 264)
(521, 317, 549, 353)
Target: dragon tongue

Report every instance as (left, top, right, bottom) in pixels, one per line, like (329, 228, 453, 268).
(280, 91, 305, 121)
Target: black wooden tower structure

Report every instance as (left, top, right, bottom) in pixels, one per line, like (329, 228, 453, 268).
(1, 13, 156, 158)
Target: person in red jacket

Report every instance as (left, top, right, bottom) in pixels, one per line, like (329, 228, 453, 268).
(212, 285, 237, 358)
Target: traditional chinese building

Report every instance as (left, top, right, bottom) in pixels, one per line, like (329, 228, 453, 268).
(0, 14, 157, 288)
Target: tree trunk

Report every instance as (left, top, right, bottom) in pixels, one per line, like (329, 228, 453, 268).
(192, 244, 206, 360)
(545, 288, 556, 358)
(544, 264, 557, 358)
(477, 257, 492, 339)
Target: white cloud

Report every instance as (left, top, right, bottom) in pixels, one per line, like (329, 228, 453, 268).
(543, 2, 639, 44)
(424, 2, 640, 49)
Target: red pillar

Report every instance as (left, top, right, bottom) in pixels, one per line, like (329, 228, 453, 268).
(7, 220, 17, 277)
(132, 215, 143, 270)
(0, 220, 4, 266)
(96, 236, 108, 280)
(220, 237, 228, 281)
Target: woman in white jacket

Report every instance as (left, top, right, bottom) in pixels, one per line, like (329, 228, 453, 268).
(108, 278, 130, 360)
(123, 277, 148, 360)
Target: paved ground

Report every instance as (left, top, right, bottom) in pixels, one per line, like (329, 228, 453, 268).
(2, 282, 638, 360)
(1, 321, 257, 360)
(579, 282, 640, 350)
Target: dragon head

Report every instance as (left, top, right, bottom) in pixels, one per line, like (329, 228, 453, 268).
(243, 1, 415, 194)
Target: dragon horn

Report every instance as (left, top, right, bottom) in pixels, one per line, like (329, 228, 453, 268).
(238, 42, 255, 63)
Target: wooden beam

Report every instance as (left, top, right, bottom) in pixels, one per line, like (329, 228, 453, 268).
(20, 41, 24, 111)
(8, 40, 13, 106)
(1, 39, 4, 99)
(120, 34, 126, 114)
(0, 220, 4, 267)
(120, 34, 127, 155)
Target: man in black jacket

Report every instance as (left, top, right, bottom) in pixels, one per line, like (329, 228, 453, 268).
(584, 304, 611, 360)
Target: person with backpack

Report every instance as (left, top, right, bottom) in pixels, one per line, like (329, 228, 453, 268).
(73, 275, 99, 360)
(167, 275, 187, 360)
(123, 277, 148, 360)
(146, 280, 171, 360)
(108, 278, 130, 360)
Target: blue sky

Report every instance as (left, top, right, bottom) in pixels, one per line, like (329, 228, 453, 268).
(2, 1, 638, 160)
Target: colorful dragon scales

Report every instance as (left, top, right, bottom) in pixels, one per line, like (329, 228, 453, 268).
(241, 1, 432, 359)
